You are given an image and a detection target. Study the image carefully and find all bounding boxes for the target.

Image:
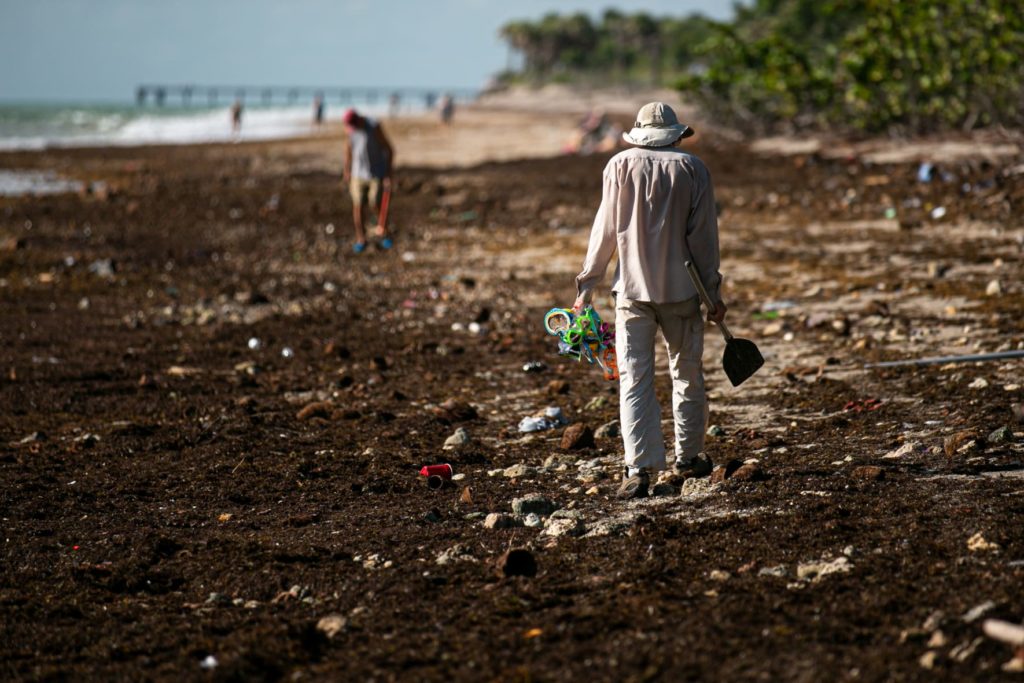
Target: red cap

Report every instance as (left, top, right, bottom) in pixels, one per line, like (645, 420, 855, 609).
(342, 108, 358, 126)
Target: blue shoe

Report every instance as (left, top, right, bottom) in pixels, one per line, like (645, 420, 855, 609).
(379, 237, 393, 250)
(353, 242, 367, 254)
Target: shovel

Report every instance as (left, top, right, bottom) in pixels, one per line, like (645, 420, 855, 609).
(685, 260, 764, 386)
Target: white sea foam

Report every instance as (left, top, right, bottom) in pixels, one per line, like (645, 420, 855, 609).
(0, 101, 414, 151)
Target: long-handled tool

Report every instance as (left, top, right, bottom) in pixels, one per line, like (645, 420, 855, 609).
(865, 349, 1024, 369)
(685, 260, 764, 386)
(377, 182, 391, 233)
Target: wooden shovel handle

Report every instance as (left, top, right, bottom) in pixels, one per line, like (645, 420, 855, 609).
(378, 186, 391, 230)
(685, 260, 733, 341)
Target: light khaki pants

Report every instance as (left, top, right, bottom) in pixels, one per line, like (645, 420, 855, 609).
(615, 295, 708, 471)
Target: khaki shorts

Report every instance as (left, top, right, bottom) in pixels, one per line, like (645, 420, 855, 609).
(349, 177, 381, 207)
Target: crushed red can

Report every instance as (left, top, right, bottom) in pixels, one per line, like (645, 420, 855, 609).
(419, 463, 453, 479)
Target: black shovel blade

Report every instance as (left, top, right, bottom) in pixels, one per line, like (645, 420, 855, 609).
(723, 337, 764, 387)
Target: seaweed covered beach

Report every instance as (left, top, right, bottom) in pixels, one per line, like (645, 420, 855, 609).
(2, 105, 1023, 680)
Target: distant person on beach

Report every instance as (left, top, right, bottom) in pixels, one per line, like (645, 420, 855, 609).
(343, 108, 394, 254)
(313, 94, 325, 129)
(230, 99, 243, 135)
(573, 101, 726, 500)
(388, 92, 400, 118)
(439, 94, 454, 125)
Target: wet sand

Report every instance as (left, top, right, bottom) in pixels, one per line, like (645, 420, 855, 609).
(1, 97, 1023, 680)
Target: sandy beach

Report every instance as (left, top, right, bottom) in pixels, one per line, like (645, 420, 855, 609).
(1, 90, 1023, 680)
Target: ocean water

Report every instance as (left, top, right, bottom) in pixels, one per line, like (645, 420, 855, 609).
(0, 99, 438, 196)
(0, 99, 423, 151)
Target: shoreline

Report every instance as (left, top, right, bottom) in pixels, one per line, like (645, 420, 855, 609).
(2, 86, 1022, 200)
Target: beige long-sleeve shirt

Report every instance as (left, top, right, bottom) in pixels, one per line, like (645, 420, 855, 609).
(575, 146, 722, 304)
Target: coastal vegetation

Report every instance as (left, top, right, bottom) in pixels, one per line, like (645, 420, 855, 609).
(498, 0, 1024, 133)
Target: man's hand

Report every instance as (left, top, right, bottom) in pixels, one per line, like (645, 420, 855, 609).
(707, 299, 728, 325)
(572, 292, 590, 314)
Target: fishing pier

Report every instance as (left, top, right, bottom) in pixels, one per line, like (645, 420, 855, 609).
(135, 84, 477, 108)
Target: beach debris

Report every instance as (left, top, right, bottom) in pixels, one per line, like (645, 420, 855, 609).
(796, 555, 852, 582)
(707, 424, 726, 437)
(496, 548, 537, 578)
(584, 395, 608, 411)
(426, 475, 451, 491)
(518, 406, 567, 433)
(419, 464, 453, 479)
(968, 377, 989, 390)
(199, 655, 218, 670)
(986, 279, 1002, 296)
(543, 305, 618, 381)
(522, 361, 546, 373)
(966, 533, 1000, 553)
(316, 614, 348, 639)
(281, 346, 295, 359)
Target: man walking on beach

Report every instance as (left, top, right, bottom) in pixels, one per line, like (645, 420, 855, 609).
(343, 108, 394, 253)
(573, 102, 727, 499)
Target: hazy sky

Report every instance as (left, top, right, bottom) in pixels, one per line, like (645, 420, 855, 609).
(1, 0, 739, 102)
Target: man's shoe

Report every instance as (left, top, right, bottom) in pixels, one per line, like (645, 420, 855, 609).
(353, 241, 367, 254)
(616, 468, 650, 499)
(379, 237, 393, 250)
(673, 453, 713, 479)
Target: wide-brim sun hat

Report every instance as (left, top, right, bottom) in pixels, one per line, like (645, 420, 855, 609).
(622, 101, 694, 147)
